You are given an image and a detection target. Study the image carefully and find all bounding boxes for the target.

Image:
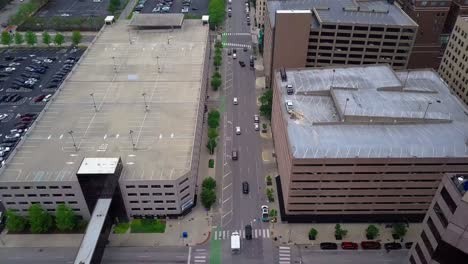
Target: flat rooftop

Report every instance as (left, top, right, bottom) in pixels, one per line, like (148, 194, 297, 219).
(275, 65, 468, 159)
(129, 13, 184, 28)
(0, 19, 208, 182)
(268, 0, 417, 27)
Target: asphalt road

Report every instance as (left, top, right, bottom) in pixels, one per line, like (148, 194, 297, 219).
(213, 0, 274, 263)
(299, 248, 410, 264)
(0, 246, 192, 264)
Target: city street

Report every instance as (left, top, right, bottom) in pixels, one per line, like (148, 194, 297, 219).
(211, 0, 275, 263)
(0, 246, 194, 264)
(299, 248, 410, 264)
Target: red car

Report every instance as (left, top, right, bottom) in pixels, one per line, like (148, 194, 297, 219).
(341, 242, 358, 250)
(361, 241, 382, 250)
(33, 95, 45, 102)
(20, 116, 32, 122)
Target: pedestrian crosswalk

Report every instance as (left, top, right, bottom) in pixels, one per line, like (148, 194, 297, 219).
(222, 32, 251, 36)
(192, 248, 208, 264)
(223, 42, 251, 49)
(278, 246, 291, 264)
(213, 228, 270, 240)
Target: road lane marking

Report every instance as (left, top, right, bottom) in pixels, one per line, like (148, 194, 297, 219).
(223, 183, 232, 190)
(187, 246, 191, 264)
(223, 196, 232, 203)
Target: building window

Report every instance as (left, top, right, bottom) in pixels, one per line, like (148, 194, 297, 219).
(181, 193, 191, 201)
(27, 194, 37, 197)
(37, 186, 46, 189)
(153, 193, 162, 196)
(68, 201, 77, 204)
(128, 193, 137, 196)
(126, 185, 135, 189)
(151, 185, 161, 188)
(168, 208, 177, 210)
(154, 200, 163, 203)
(433, 202, 448, 227)
(62, 186, 72, 189)
(180, 186, 189, 193)
(15, 194, 25, 197)
(6, 202, 15, 205)
(167, 200, 176, 203)
(24, 186, 31, 189)
(53, 194, 62, 197)
(415, 243, 428, 264)
(0, 186, 6, 189)
(163, 185, 174, 188)
(130, 201, 138, 204)
(165, 193, 175, 195)
(19, 202, 28, 205)
(440, 187, 457, 213)
(65, 193, 75, 197)
(44, 201, 53, 204)
(56, 201, 65, 204)
(72, 209, 80, 212)
(2, 194, 12, 197)
(179, 178, 189, 185)
(138, 185, 148, 188)
(421, 231, 434, 256)
(40, 194, 50, 197)
(11, 186, 20, 189)
(427, 217, 442, 243)
(49, 186, 59, 189)
(140, 193, 149, 196)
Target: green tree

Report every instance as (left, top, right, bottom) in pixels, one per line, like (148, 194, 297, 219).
(201, 187, 216, 209)
(208, 127, 218, 140)
(309, 228, 318, 239)
(366, 224, 380, 239)
(259, 89, 273, 120)
(266, 175, 272, 185)
(108, 0, 121, 14)
(25, 31, 37, 46)
(55, 204, 77, 232)
(1, 31, 12, 46)
(28, 204, 53, 234)
(334, 224, 348, 239)
(71, 31, 82, 46)
(214, 54, 222, 67)
(211, 75, 222, 91)
(206, 138, 217, 154)
(14, 32, 24, 45)
(214, 40, 222, 49)
(207, 109, 220, 129)
(54, 33, 65, 46)
(6, 210, 27, 232)
(269, 209, 277, 218)
(42, 32, 51, 46)
(208, 0, 225, 28)
(266, 188, 274, 202)
(215, 47, 222, 56)
(202, 177, 216, 190)
(393, 223, 407, 239)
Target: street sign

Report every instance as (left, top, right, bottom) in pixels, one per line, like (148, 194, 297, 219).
(182, 231, 188, 238)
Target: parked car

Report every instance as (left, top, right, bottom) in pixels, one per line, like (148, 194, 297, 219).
(320, 242, 338, 250)
(254, 114, 259, 123)
(261, 205, 269, 222)
(384, 242, 402, 250)
(5, 133, 20, 139)
(20, 113, 36, 118)
(405, 242, 414, 249)
(5, 67, 15, 72)
(0, 113, 8, 120)
(239, 61, 245, 67)
(34, 95, 46, 102)
(361, 241, 382, 250)
(254, 123, 259, 131)
(341, 242, 358, 250)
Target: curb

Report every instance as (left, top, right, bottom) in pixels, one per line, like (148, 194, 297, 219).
(197, 231, 211, 245)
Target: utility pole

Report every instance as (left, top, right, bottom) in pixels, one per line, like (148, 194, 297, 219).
(142, 92, 149, 112)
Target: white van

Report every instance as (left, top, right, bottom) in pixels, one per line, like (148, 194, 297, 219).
(233, 97, 238, 105)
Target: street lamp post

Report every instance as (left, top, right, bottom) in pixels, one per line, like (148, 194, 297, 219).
(68, 130, 78, 151)
(90, 93, 97, 112)
(129, 130, 136, 150)
(112, 56, 117, 72)
(142, 92, 149, 112)
(423, 102, 433, 119)
(330, 69, 336, 89)
(342, 98, 350, 122)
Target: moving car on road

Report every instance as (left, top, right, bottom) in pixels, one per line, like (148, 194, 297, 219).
(233, 97, 238, 105)
(235, 126, 241, 135)
(245, 224, 252, 240)
(242, 181, 249, 194)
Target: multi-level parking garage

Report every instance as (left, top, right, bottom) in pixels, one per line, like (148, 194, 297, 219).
(0, 16, 209, 221)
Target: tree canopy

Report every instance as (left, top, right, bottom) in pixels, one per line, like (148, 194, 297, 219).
(28, 204, 53, 233)
(55, 204, 77, 232)
(259, 89, 273, 120)
(6, 210, 27, 232)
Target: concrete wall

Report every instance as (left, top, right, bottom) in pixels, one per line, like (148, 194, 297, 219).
(0, 181, 91, 219)
(409, 174, 468, 264)
(439, 16, 468, 106)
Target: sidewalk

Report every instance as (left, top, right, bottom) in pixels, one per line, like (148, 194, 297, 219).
(0, 230, 83, 247)
(108, 206, 211, 247)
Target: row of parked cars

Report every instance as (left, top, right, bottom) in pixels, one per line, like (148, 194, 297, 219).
(319, 241, 412, 250)
(0, 113, 37, 162)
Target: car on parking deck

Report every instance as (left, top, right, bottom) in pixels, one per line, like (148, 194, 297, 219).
(5, 133, 20, 139)
(34, 95, 46, 102)
(42, 94, 52, 102)
(0, 114, 8, 120)
(5, 67, 15, 72)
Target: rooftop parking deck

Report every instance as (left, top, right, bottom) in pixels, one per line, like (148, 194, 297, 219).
(0, 19, 208, 182)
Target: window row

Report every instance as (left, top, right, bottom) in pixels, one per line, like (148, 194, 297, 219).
(6, 200, 78, 205)
(127, 192, 175, 196)
(129, 200, 176, 204)
(131, 207, 177, 211)
(2, 193, 75, 197)
(0, 185, 72, 190)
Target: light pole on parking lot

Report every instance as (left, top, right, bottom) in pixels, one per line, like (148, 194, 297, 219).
(142, 92, 149, 112)
(68, 130, 78, 151)
(90, 93, 97, 112)
(112, 56, 117, 72)
(129, 130, 136, 150)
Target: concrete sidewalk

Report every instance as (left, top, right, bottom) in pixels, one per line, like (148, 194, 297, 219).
(0, 231, 83, 247)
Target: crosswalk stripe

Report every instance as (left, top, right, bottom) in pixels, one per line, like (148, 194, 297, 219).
(196, 249, 206, 252)
(279, 246, 290, 250)
(279, 262, 290, 264)
(194, 260, 205, 263)
(195, 256, 206, 259)
(279, 253, 290, 257)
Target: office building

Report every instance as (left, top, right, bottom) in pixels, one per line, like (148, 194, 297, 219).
(255, 0, 267, 28)
(264, 0, 418, 85)
(0, 15, 209, 220)
(409, 174, 468, 264)
(271, 64, 468, 222)
(397, 0, 468, 69)
(439, 16, 468, 106)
